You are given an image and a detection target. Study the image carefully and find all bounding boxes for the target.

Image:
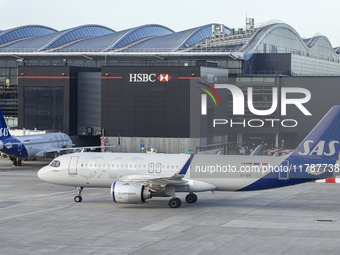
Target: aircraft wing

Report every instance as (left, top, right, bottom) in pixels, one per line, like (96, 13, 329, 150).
(119, 174, 189, 187)
(44, 144, 120, 154)
(119, 154, 194, 190)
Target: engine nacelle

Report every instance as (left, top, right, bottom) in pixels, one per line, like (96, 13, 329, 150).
(111, 181, 152, 204)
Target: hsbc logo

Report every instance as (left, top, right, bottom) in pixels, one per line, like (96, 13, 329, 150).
(129, 73, 171, 83)
(157, 74, 171, 82)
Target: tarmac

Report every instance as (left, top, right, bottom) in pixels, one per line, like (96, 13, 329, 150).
(2, 158, 340, 254)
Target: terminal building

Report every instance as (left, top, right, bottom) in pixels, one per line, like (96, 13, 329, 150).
(0, 19, 340, 153)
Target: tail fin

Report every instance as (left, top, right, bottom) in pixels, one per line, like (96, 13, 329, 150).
(250, 144, 263, 156)
(0, 107, 11, 139)
(287, 105, 340, 165)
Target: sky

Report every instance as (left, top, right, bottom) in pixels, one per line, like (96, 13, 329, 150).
(0, 0, 339, 47)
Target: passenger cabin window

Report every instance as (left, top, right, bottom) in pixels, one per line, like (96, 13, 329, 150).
(50, 160, 60, 167)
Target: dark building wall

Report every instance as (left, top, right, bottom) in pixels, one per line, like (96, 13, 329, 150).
(77, 72, 101, 136)
(214, 76, 340, 147)
(101, 66, 199, 138)
(280, 76, 340, 142)
(18, 65, 340, 149)
(18, 66, 78, 134)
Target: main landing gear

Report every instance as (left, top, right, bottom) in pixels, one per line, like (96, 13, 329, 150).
(185, 193, 198, 204)
(74, 187, 83, 203)
(11, 157, 22, 166)
(168, 198, 181, 208)
(168, 193, 198, 208)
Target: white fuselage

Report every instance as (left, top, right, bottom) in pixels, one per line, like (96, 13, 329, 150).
(19, 133, 72, 157)
(38, 152, 293, 192)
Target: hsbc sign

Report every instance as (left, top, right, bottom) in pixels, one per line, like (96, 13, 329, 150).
(157, 74, 171, 82)
(129, 73, 171, 83)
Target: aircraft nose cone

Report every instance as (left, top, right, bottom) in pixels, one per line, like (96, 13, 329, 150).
(37, 167, 49, 181)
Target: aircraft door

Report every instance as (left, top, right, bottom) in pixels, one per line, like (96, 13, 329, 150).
(279, 160, 289, 180)
(156, 163, 162, 173)
(68, 156, 79, 175)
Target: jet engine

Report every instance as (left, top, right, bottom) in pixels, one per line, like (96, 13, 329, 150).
(111, 181, 152, 204)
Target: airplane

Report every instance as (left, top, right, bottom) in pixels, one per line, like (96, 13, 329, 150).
(38, 105, 340, 208)
(0, 108, 120, 166)
(0, 108, 74, 166)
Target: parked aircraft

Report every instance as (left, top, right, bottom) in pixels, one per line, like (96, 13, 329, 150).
(0, 108, 73, 166)
(38, 105, 340, 208)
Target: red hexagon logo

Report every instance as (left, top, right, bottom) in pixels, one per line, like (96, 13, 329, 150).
(157, 74, 171, 82)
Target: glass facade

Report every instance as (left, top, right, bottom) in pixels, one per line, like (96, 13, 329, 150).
(245, 24, 340, 75)
(24, 87, 64, 131)
(0, 60, 19, 116)
(291, 54, 340, 76)
(234, 77, 277, 122)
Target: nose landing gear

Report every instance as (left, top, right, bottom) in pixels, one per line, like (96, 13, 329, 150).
(74, 187, 83, 203)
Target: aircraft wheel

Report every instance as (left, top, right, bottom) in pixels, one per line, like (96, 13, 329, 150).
(11, 158, 17, 166)
(74, 195, 82, 203)
(168, 198, 181, 208)
(185, 193, 198, 203)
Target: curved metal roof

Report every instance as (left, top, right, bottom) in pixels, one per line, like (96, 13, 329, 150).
(237, 23, 340, 60)
(0, 22, 338, 58)
(0, 25, 56, 46)
(1, 25, 114, 51)
(58, 24, 173, 52)
(127, 24, 230, 52)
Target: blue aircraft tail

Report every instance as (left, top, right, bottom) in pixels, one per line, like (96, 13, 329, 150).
(240, 105, 340, 191)
(287, 105, 340, 166)
(0, 107, 11, 139)
(250, 144, 263, 156)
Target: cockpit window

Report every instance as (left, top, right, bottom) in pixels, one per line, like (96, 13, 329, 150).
(50, 160, 60, 167)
